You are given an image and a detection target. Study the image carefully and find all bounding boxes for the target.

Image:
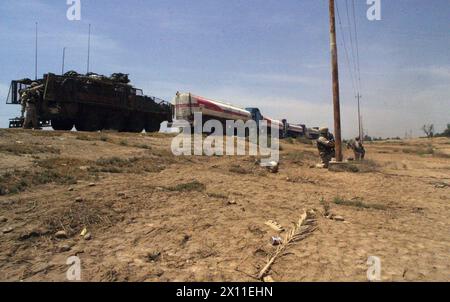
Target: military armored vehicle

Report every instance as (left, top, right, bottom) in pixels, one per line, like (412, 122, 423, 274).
(6, 71, 172, 132)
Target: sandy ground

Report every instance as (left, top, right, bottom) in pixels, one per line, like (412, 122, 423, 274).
(0, 129, 449, 282)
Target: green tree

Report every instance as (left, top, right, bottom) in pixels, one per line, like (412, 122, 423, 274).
(443, 124, 450, 137)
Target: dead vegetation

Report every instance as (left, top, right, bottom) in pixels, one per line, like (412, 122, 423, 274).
(166, 180, 206, 192)
(0, 168, 78, 196)
(229, 164, 253, 175)
(0, 143, 60, 155)
(328, 160, 379, 173)
(433, 151, 450, 159)
(282, 150, 316, 165)
(0, 152, 170, 195)
(257, 211, 318, 280)
(73, 132, 153, 150)
(90, 156, 166, 174)
(286, 175, 318, 185)
(0, 131, 449, 282)
(332, 196, 388, 211)
(207, 192, 228, 199)
(401, 143, 450, 158)
(43, 202, 121, 238)
(402, 146, 434, 155)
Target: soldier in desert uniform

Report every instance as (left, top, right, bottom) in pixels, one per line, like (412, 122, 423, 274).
(347, 137, 366, 160)
(19, 88, 26, 119)
(22, 82, 41, 130)
(316, 127, 336, 168)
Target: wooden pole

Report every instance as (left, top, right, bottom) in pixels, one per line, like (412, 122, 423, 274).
(329, 0, 343, 162)
(62, 47, 66, 75)
(357, 93, 362, 141)
(35, 22, 38, 80)
(87, 24, 91, 74)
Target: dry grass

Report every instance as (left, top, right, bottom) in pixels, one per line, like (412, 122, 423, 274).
(207, 192, 228, 199)
(356, 160, 380, 173)
(333, 196, 387, 210)
(329, 160, 379, 173)
(43, 201, 121, 237)
(90, 156, 166, 174)
(0, 144, 60, 155)
(75, 134, 97, 141)
(282, 150, 316, 165)
(0, 153, 169, 195)
(229, 165, 252, 175)
(297, 137, 314, 145)
(135, 143, 152, 150)
(433, 151, 450, 159)
(166, 180, 206, 192)
(29, 131, 65, 137)
(402, 146, 434, 156)
(0, 168, 78, 196)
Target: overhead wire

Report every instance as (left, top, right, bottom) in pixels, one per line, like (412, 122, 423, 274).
(335, 0, 358, 98)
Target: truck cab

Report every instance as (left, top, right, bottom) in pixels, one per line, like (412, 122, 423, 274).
(245, 107, 263, 124)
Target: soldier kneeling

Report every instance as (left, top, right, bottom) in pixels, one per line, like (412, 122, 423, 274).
(316, 127, 336, 168)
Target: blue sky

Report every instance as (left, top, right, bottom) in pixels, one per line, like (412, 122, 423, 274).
(0, 0, 449, 137)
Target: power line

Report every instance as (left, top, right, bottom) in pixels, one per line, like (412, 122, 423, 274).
(351, 0, 362, 93)
(335, 1, 358, 97)
(337, 0, 364, 140)
(345, 0, 359, 92)
(351, 0, 363, 140)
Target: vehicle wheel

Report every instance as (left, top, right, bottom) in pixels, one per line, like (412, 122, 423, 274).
(75, 110, 103, 132)
(145, 117, 161, 133)
(51, 118, 74, 131)
(104, 111, 126, 132)
(125, 113, 145, 133)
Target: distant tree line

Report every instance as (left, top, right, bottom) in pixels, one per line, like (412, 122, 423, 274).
(437, 124, 450, 137)
(422, 124, 450, 138)
(345, 124, 449, 142)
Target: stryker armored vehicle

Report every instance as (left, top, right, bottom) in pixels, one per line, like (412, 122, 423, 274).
(6, 71, 172, 132)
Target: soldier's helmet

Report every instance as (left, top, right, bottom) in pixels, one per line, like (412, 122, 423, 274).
(30, 82, 39, 87)
(355, 137, 361, 141)
(319, 127, 329, 135)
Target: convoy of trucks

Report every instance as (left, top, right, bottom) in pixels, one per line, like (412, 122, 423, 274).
(6, 72, 318, 139)
(172, 92, 319, 139)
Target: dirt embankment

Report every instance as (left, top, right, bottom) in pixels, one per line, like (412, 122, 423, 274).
(0, 129, 449, 281)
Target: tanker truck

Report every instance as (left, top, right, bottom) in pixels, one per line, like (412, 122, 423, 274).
(6, 71, 172, 133)
(172, 92, 306, 138)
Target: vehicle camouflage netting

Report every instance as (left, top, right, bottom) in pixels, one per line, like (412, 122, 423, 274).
(62, 71, 130, 84)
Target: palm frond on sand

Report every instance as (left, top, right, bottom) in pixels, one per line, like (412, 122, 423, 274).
(258, 210, 318, 280)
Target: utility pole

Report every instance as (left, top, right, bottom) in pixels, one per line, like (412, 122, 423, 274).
(35, 22, 38, 80)
(87, 24, 91, 74)
(329, 0, 343, 162)
(62, 47, 66, 75)
(361, 115, 365, 139)
(356, 93, 362, 141)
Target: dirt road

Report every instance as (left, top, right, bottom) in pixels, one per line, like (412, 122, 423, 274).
(0, 129, 449, 281)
